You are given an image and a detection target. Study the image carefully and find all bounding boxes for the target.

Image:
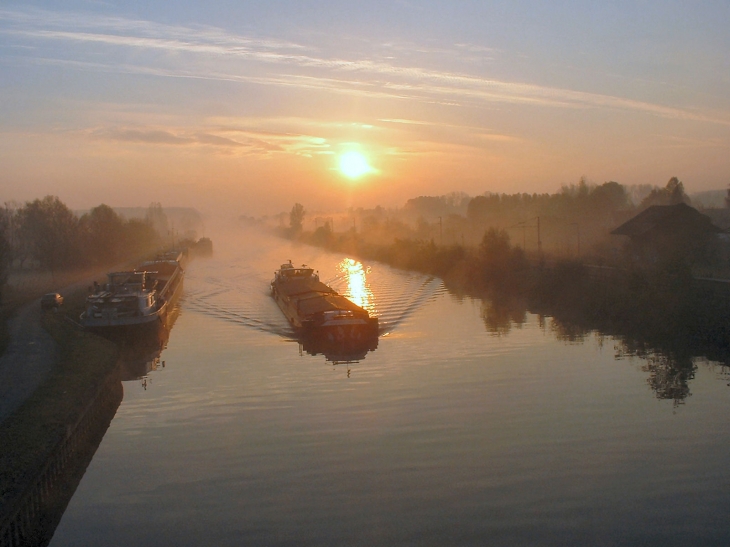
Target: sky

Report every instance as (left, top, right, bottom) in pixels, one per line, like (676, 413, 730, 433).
(1, 1, 730, 215)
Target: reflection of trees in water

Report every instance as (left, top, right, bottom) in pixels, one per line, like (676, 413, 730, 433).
(477, 290, 727, 405)
(642, 353, 695, 404)
(547, 317, 590, 343)
(480, 297, 527, 336)
(615, 339, 697, 405)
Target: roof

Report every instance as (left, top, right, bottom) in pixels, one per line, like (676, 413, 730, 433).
(611, 203, 723, 237)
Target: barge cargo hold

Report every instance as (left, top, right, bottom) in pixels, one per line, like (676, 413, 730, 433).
(271, 261, 379, 343)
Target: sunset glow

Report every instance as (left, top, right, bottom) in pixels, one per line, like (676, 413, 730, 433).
(339, 151, 373, 179)
(0, 3, 729, 214)
(340, 258, 375, 314)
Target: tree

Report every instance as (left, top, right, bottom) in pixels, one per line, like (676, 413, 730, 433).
(123, 218, 159, 257)
(639, 177, 690, 209)
(588, 181, 629, 212)
(289, 203, 305, 233)
(17, 196, 79, 271)
(145, 202, 169, 240)
(0, 209, 11, 303)
(79, 204, 125, 265)
(666, 177, 689, 205)
(478, 227, 527, 290)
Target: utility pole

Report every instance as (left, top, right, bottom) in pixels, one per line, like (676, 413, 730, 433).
(521, 223, 526, 250)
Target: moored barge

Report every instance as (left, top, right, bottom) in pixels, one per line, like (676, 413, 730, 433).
(271, 261, 379, 343)
(80, 254, 184, 330)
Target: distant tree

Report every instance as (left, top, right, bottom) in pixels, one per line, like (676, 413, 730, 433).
(478, 227, 527, 290)
(145, 202, 169, 239)
(724, 184, 730, 209)
(628, 184, 655, 206)
(16, 196, 79, 271)
(0, 209, 11, 303)
(79, 204, 125, 265)
(403, 193, 471, 220)
(479, 228, 513, 266)
(666, 177, 688, 205)
(311, 221, 333, 246)
(639, 177, 691, 209)
(178, 209, 202, 240)
(588, 181, 630, 212)
(122, 218, 159, 257)
(289, 203, 306, 233)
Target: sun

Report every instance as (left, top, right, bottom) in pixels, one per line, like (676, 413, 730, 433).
(339, 151, 373, 179)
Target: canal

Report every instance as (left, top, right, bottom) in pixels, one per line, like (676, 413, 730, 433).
(48, 228, 730, 546)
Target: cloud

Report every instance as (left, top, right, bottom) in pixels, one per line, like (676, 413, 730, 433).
(2, 7, 729, 127)
(92, 128, 195, 145)
(195, 133, 244, 147)
(89, 125, 320, 155)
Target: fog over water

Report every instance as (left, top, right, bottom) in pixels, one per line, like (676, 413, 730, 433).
(48, 228, 730, 546)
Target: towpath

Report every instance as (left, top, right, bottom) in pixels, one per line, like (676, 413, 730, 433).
(0, 272, 114, 424)
(0, 298, 57, 422)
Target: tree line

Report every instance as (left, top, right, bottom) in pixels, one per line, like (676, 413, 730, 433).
(0, 197, 172, 297)
(281, 178, 726, 406)
(283, 177, 695, 265)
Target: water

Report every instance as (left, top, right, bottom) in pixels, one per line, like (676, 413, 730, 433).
(48, 229, 730, 546)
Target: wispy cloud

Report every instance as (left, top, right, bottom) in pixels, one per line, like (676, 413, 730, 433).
(92, 128, 195, 145)
(2, 7, 729, 127)
(89, 125, 335, 156)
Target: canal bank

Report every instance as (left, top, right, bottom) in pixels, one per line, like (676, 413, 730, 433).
(0, 245, 194, 546)
(0, 306, 120, 547)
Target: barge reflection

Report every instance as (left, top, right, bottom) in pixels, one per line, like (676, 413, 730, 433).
(115, 303, 179, 382)
(118, 324, 171, 382)
(299, 333, 379, 364)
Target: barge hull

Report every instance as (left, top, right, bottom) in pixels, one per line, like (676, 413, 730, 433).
(271, 261, 379, 339)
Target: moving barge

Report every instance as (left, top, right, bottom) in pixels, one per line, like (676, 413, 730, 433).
(80, 254, 184, 330)
(271, 261, 379, 343)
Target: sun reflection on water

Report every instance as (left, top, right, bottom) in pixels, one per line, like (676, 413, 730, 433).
(339, 258, 376, 315)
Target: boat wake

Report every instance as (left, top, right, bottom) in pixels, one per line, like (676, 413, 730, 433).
(182, 254, 445, 340)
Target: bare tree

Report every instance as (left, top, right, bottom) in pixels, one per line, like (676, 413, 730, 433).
(289, 203, 306, 233)
(145, 202, 169, 240)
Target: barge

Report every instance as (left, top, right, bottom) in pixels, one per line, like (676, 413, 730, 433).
(271, 261, 379, 343)
(80, 254, 184, 330)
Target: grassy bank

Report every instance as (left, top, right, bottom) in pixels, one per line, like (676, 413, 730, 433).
(0, 250, 166, 358)
(0, 288, 118, 506)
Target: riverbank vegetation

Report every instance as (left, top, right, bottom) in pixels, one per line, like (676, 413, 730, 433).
(278, 178, 730, 405)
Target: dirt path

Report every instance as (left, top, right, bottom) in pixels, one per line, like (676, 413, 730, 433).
(0, 270, 119, 423)
(0, 298, 58, 422)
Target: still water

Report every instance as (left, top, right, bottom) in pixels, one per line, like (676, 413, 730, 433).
(49, 229, 730, 546)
